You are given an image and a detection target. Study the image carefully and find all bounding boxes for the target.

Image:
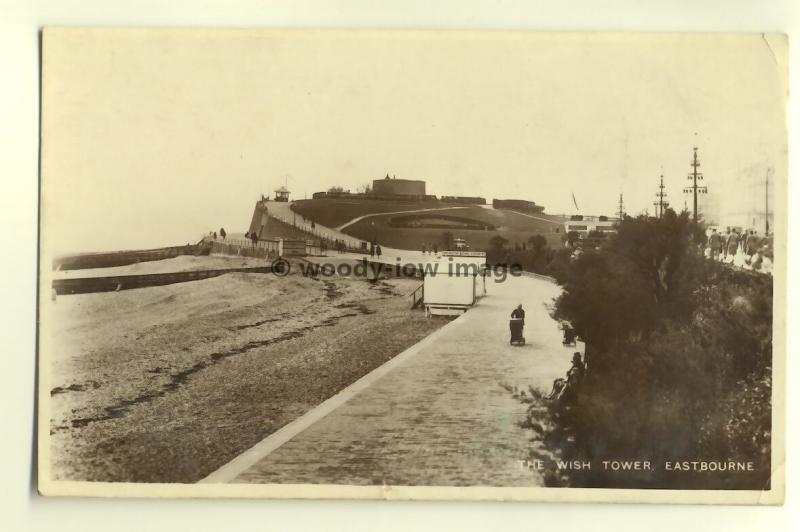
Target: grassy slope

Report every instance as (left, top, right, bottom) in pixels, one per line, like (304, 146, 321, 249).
(344, 207, 564, 251)
(292, 199, 568, 251)
(291, 199, 442, 228)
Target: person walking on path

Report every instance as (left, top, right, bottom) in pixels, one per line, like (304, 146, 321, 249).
(708, 229, 722, 261)
(376, 245, 382, 259)
(511, 304, 525, 325)
(509, 304, 526, 344)
(746, 230, 760, 257)
(725, 230, 739, 262)
(722, 229, 730, 260)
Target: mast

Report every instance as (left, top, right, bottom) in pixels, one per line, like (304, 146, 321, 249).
(653, 174, 669, 218)
(765, 169, 770, 235)
(683, 146, 707, 222)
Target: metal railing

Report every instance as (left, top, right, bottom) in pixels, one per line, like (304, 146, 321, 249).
(409, 283, 424, 309)
(52, 265, 274, 295)
(270, 204, 365, 251)
(209, 239, 279, 260)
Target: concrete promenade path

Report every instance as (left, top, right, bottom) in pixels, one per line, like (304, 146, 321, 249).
(202, 272, 578, 487)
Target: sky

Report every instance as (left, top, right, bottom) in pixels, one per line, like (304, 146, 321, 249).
(41, 30, 787, 253)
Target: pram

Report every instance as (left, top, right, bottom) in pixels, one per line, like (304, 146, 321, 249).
(509, 318, 525, 346)
(562, 325, 576, 347)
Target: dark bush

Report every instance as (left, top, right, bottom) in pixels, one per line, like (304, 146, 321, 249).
(543, 210, 772, 489)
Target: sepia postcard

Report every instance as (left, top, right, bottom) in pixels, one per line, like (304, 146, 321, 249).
(38, 28, 787, 504)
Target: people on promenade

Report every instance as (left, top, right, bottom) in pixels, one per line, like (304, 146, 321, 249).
(725, 229, 739, 263)
(746, 230, 760, 257)
(732, 234, 748, 268)
(721, 229, 730, 260)
(376, 245, 382, 258)
(708, 229, 722, 261)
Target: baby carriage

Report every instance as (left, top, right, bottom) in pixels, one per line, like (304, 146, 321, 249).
(562, 325, 577, 347)
(509, 318, 525, 346)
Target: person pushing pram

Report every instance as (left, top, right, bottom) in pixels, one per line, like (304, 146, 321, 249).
(509, 304, 526, 345)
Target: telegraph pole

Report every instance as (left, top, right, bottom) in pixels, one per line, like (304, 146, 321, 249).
(765, 168, 770, 235)
(617, 193, 625, 220)
(653, 174, 669, 218)
(683, 146, 707, 222)
(741, 168, 772, 234)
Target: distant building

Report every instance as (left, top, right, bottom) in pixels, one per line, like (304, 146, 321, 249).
(564, 215, 618, 237)
(441, 196, 487, 205)
(274, 186, 290, 202)
(372, 174, 426, 196)
(492, 198, 545, 214)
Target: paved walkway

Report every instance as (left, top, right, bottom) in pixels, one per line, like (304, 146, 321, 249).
(502, 209, 565, 227)
(202, 272, 578, 487)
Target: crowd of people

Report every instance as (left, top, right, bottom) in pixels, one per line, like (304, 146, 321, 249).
(204, 228, 228, 242)
(368, 242, 382, 258)
(706, 227, 773, 274)
(421, 243, 440, 255)
(238, 229, 355, 254)
(320, 238, 351, 254)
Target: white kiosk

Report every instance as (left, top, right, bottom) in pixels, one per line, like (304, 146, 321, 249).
(423, 251, 487, 316)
